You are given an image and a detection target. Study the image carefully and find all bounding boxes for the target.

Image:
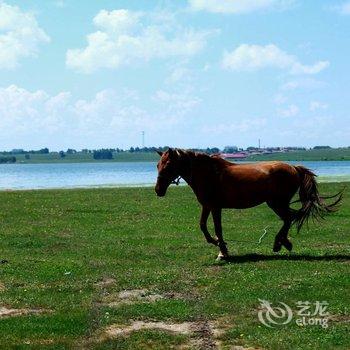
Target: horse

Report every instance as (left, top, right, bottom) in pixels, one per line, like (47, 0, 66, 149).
(155, 148, 342, 260)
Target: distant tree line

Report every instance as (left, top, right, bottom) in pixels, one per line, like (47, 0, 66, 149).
(56, 146, 222, 155)
(190, 147, 220, 154)
(93, 149, 113, 160)
(3, 145, 349, 159)
(313, 146, 332, 150)
(129, 146, 221, 154)
(0, 156, 16, 163)
(129, 146, 167, 153)
(1, 148, 49, 155)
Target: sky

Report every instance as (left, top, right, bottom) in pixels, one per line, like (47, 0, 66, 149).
(0, 0, 350, 151)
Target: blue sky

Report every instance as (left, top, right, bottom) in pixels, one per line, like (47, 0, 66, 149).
(0, 0, 349, 150)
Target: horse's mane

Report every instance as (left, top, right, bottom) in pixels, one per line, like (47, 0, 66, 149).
(177, 149, 231, 167)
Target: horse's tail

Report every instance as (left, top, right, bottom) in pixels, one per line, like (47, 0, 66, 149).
(291, 165, 343, 233)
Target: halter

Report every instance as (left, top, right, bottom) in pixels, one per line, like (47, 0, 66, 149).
(156, 173, 181, 186)
(171, 176, 181, 185)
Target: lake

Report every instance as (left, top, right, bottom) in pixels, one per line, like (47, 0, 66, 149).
(1, 161, 350, 190)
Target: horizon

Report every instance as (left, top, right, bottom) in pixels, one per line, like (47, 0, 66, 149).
(2, 144, 349, 154)
(1, 1, 350, 150)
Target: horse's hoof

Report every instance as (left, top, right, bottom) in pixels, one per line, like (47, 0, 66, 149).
(283, 240, 293, 251)
(216, 252, 229, 261)
(273, 243, 282, 252)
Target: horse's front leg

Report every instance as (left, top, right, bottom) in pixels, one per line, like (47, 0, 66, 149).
(212, 208, 229, 260)
(200, 206, 218, 246)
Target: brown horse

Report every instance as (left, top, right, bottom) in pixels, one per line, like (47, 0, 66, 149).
(155, 148, 342, 260)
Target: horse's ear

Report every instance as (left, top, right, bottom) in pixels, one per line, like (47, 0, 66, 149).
(156, 150, 163, 156)
(169, 148, 179, 158)
(168, 148, 181, 159)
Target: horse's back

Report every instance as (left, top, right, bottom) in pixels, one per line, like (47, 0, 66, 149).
(217, 161, 300, 208)
(223, 160, 297, 180)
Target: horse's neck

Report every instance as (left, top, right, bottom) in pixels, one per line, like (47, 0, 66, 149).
(179, 155, 216, 187)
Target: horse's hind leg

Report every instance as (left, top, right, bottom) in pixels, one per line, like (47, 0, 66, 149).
(273, 221, 292, 252)
(212, 208, 229, 259)
(267, 201, 293, 252)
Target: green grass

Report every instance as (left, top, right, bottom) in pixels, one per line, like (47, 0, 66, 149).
(247, 148, 350, 161)
(3, 147, 350, 164)
(4, 152, 160, 163)
(0, 183, 349, 349)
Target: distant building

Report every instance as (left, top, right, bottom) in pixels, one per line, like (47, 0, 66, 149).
(11, 149, 24, 153)
(221, 152, 248, 160)
(223, 146, 238, 153)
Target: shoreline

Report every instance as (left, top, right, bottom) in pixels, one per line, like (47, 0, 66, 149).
(1, 177, 349, 192)
(3, 148, 350, 164)
(2, 158, 350, 165)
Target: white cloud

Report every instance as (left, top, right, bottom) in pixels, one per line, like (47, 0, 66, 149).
(189, 0, 294, 13)
(340, 2, 350, 14)
(278, 104, 299, 117)
(153, 89, 201, 117)
(280, 78, 325, 90)
(0, 3, 50, 69)
(53, 1, 66, 8)
(293, 115, 333, 129)
(222, 44, 329, 75)
(0, 85, 201, 149)
(309, 101, 328, 112)
(0, 85, 69, 134)
(93, 9, 141, 34)
(292, 61, 329, 75)
(203, 63, 211, 71)
(167, 66, 192, 83)
(273, 93, 287, 104)
(202, 117, 267, 134)
(66, 9, 212, 73)
(332, 2, 350, 15)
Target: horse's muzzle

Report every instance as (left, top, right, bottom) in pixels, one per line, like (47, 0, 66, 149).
(155, 186, 166, 197)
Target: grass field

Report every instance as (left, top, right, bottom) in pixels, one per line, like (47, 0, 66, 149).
(6, 152, 159, 164)
(247, 148, 350, 161)
(3, 147, 350, 164)
(0, 183, 349, 349)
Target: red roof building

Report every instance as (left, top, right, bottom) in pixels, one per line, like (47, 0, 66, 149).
(221, 152, 248, 159)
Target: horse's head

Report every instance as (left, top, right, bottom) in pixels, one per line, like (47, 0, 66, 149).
(155, 148, 182, 197)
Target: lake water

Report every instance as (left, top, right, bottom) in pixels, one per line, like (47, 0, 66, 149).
(1, 161, 350, 190)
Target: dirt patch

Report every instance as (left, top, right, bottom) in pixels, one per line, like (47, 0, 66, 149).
(104, 289, 166, 307)
(163, 291, 185, 300)
(190, 320, 218, 349)
(0, 306, 47, 318)
(94, 278, 116, 288)
(57, 230, 72, 238)
(23, 339, 54, 346)
(328, 314, 350, 323)
(106, 320, 193, 337)
(0, 282, 5, 292)
(104, 289, 192, 308)
(89, 260, 106, 268)
(230, 347, 263, 350)
(105, 320, 223, 349)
